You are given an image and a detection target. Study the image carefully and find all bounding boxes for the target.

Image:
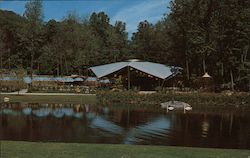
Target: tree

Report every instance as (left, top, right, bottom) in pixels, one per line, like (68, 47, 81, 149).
(89, 12, 129, 64)
(129, 0, 250, 90)
(0, 29, 5, 69)
(0, 10, 26, 69)
(131, 20, 154, 60)
(23, 0, 43, 79)
(1, 0, 249, 91)
(14, 68, 26, 95)
(165, 0, 195, 81)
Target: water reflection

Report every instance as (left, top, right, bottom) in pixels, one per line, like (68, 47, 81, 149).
(61, 108, 74, 116)
(0, 102, 250, 149)
(52, 109, 65, 118)
(3, 109, 14, 115)
(73, 112, 83, 118)
(124, 116, 171, 144)
(22, 107, 32, 115)
(33, 108, 52, 117)
(90, 116, 123, 135)
(201, 120, 209, 138)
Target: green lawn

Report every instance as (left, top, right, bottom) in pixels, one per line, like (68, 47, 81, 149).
(0, 94, 96, 104)
(1, 141, 249, 158)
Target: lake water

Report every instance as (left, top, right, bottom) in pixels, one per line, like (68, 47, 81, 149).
(0, 102, 250, 149)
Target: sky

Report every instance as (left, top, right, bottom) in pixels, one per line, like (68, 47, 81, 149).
(0, 0, 170, 35)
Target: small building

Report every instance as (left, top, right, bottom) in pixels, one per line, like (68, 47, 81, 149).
(89, 59, 182, 90)
(195, 72, 214, 92)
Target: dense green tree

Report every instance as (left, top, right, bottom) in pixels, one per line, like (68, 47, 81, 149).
(89, 12, 129, 64)
(169, 0, 249, 90)
(0, 29, 5, 69)
(130, 0, 250, 91)
(0, 10, 26, 69)
(23, 0, 43, 77)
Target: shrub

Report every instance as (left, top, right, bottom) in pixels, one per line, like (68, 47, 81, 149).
(97, 91, 249, 108)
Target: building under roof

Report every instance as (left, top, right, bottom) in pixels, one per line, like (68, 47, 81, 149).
(89, 59, 182, 90)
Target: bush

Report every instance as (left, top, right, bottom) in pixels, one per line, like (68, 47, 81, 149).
(97, 90, 249, 108)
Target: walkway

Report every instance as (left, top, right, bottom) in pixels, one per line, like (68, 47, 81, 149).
(1, 89, 95, 96)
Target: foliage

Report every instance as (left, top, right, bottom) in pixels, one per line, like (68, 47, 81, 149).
(0, 0, 249, 91)
(23, 0, 43, 77)
(0, 8, 129, 76)
(97, 90, 249, 106)
(131, 0, 250, 91)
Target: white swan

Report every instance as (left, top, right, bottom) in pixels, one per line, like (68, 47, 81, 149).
(168, 106, 174, 111)
(184, 106, 192, 111)
(3, 97, 10, 102)
(161, 101, 192, 112)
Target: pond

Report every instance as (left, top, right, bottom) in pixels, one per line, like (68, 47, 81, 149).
(0, 102, 250, 149)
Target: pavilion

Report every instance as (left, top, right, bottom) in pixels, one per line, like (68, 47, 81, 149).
(89, 59, 182, 90)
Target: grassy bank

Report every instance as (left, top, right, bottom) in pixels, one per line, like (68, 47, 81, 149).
(97, 91, 250, 107)
(0, 94, 96, 104)
(1, 141, 249, 158)
(1, 91, 249, 108)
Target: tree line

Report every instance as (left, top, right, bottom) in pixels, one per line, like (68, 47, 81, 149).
(0, 0, 249, 91)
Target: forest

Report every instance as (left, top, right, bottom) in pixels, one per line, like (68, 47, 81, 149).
(0, 0, 249, 91)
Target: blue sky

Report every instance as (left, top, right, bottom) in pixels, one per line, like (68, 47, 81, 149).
(0, 0, 170, 34)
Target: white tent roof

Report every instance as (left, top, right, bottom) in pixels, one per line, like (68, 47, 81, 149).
(202, 72, 212, 78)
(89, 60, 178, 79)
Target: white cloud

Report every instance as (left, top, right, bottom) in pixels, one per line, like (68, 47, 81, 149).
(111, 0, 169, 34)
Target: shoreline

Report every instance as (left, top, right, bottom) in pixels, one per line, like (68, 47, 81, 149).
(0, 92, 95, 96)
(0, 93, 96, 104)
(0, 91, 249, 107)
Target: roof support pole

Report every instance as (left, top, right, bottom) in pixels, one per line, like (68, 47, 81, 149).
(161, 79, 165, 88)
(128, 66, 130, 90)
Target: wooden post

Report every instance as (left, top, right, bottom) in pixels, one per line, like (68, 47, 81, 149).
(127, 106, 130, 125)
(230, 69, 234, 91)
(161, 79, 165, 88)
(81, 94, 83, 105)
(128, 66, 130, 90)
(229, 113, 233, 135)
(202, 57, 206, 74)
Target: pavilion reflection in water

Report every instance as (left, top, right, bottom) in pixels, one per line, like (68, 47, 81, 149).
(124, 116, 171, 144)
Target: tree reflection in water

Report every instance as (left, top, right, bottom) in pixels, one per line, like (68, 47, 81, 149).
(0, 102, 249, 149)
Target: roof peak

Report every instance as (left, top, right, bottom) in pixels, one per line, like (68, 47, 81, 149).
(202, 72, 212, 78)
(127, 59, 140, 62)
